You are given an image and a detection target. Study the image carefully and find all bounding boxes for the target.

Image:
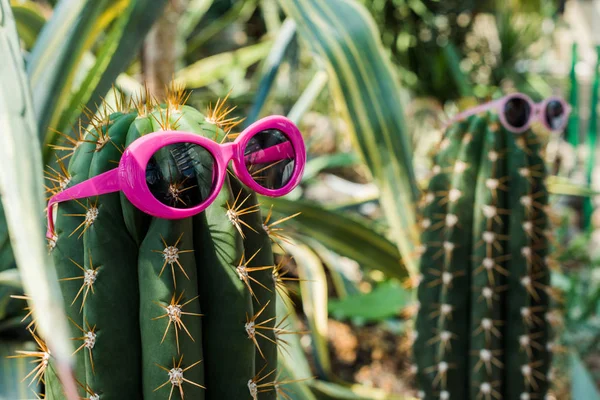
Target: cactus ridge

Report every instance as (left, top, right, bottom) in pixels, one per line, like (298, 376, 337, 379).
(33, 88, 300, 400)
(414, 114, 560, 400)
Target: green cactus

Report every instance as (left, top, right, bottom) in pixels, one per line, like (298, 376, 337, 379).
(413, 113, 560, 400)
(37, 89, 295, 400)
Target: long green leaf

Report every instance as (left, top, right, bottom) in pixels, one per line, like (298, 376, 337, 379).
(262, 197, 406, 281)
(276, 295, 318, 400)
(278, 0, 419, 275)
(283, 241, 332, 379)
(0, 268, 21, 289)
(177, 40, 273, 88)
(567, 42, 579, 147)
(178, 0, 214, 39)
(247, 18, 296, 124)
(287, 69, 328, 124)
(302, 152, 360, 182)
(10, 1, 45, 50)
(48, 0, 168, 163)
(584, 45, 600, 229)
(0, 2, 77, 398)
(27, 0, 110, 142)
(327, 280, 411, 322)
(51, 0, 136, 139)
(79, 0, 168, 129)
(547, 176, 600, 197)
(571, 353, 600, 400)
(185, 0, 257, 55)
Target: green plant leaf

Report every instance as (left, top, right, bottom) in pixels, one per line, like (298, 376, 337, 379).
(442, 41, 472, 98)
(276, 295, 313, 378)
(571, 353, 600, 400)
(10, 1, 46, 50)
(176, 40, 273, 88)
(27, 0, 111, 142)
(302, 152, 360, 182)
(547, 176, 600, 197)
(178, 0, 214, 39)
(282, 241, 332, 379)
(0, 269, 21, 289)
(303, 237, 360, 299)
(0, 2, 77, 398)
(46, 0, 169, 163)
(262, 197, 406, 281)
(276, 295, 318, 400)
(328, 280, 411, 322)
(278, 0, 420, 275)
(52, 1, 136, 139)
(79, 0, 168, 121)
(287, 68, 328, 124)
(0, 341, 40, 399)
(247, 18, 296, 123)
(185, 0, 257, 54)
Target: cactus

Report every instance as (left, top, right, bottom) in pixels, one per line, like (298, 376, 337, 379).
(413, 113, 560, 400)
(37, 88, 298, 400)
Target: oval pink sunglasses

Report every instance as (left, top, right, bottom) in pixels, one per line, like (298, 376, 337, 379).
(46, 115, 305, 239)
(447, 93, 571, 134)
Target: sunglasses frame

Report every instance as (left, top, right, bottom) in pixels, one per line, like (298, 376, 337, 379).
(46, 115, 305, 239)
(449, 93, 572, 134)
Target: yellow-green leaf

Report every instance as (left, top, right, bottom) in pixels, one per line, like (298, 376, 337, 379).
(278, 0, 420, 275)
(0, 2, 77, 398)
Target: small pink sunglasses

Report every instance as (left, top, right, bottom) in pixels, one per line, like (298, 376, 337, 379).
(46, 115, 305, 238)
(448, 93, 571, 134)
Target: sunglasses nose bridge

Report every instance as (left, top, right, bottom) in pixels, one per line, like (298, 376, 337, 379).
(221, 142, 237, 162)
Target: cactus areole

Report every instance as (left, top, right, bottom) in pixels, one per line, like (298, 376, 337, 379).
(413, 110, 560, 400)
(42, 90, 306, 400)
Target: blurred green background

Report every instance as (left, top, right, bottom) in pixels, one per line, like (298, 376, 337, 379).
(1, 0, 599, 398)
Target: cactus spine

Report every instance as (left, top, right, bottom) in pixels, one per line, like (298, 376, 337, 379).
(38, 88, 295, 400)
(413, 114, 559, 400)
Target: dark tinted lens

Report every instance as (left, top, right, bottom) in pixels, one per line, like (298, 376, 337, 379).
(244, 129, 295, 190)
(545, 100, 566, 130)
(146, 142, 216, 208)
(503, 97, 531, 129)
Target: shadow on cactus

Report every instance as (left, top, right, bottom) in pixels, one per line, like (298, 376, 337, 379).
(24, 86, 308, 400)
(412, 112, 563, 399)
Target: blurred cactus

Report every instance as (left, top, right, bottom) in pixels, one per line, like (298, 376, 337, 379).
(35, 87, 299, 399)
(412, 114, 561, 399)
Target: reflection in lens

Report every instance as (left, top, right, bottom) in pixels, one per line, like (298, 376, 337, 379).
(146, 142, 216, 208)
(545, 100, 566, 130)
(503, 97, 531, 129)
(244, 129, 295, 190)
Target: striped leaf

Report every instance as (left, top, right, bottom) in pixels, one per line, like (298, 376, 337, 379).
(10, 1, 46, 49)
(27, 0, 112, 142)
(261, 197, 406, 281)
(278, 0, 420, 275)
(51, 0, 169, 154)
(0, 1, 77, 398)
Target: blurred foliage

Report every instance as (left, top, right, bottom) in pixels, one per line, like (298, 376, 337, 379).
(361, 0, 562, 102)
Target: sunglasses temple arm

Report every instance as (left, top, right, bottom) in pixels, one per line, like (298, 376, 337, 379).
(445, 100, 502, 128)
(46, 169, 120, 239)
(243, 141, 295, 164)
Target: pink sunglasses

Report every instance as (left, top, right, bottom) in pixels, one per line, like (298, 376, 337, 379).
(449, 93, 571, 134)
(46, 115, 305, 238)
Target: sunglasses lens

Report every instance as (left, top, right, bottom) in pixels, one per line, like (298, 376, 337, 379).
(504, 97, 531, 129)
(244, 129, 295, 190)
(146, 142, 216, 208)
(545, 100, 566, 130)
